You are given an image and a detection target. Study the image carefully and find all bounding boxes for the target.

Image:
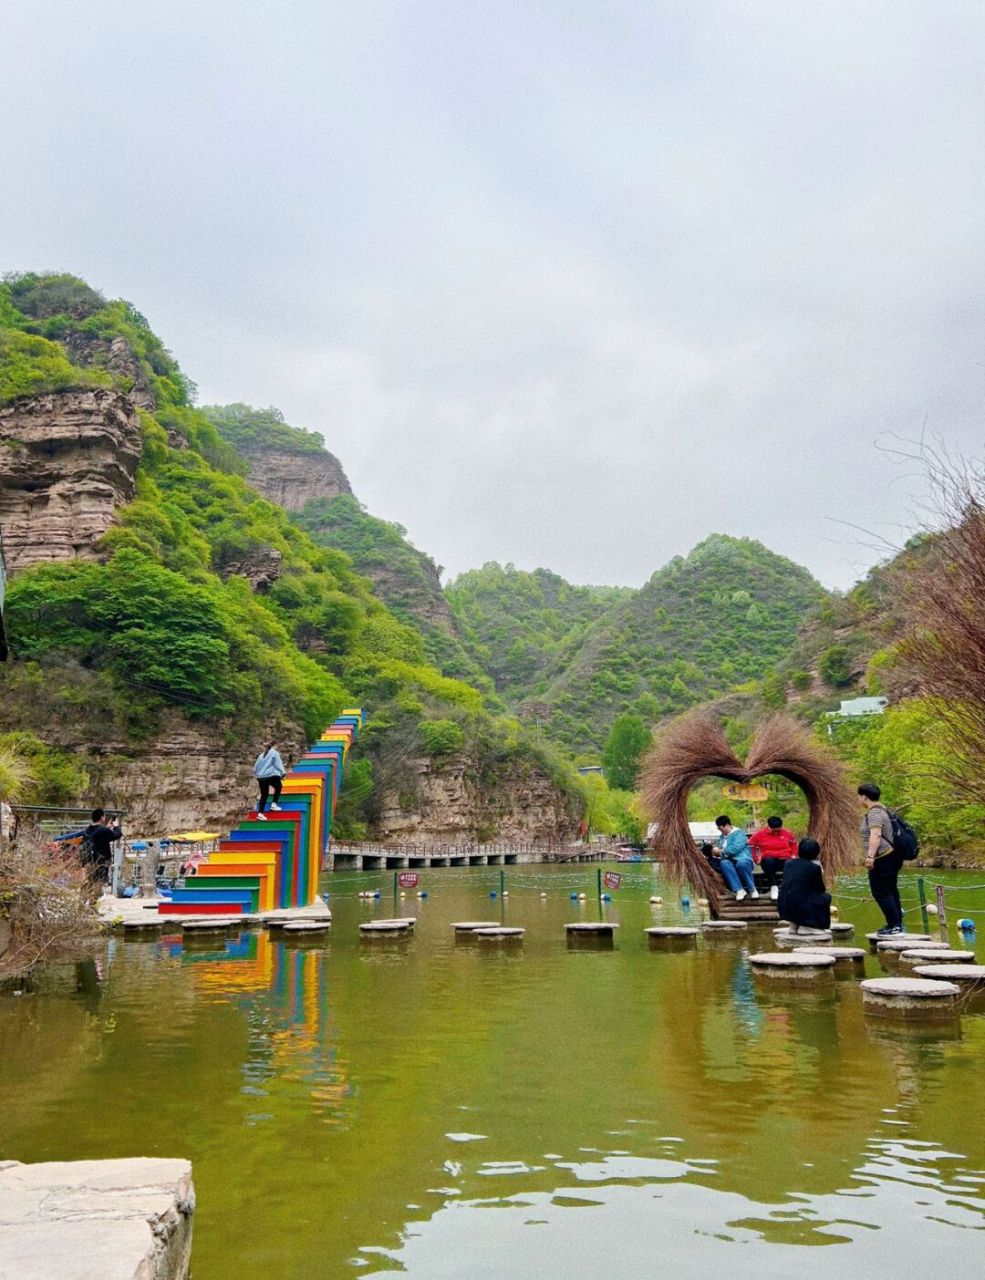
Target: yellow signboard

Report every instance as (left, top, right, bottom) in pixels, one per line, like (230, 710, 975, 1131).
(721, 783, 769, 802)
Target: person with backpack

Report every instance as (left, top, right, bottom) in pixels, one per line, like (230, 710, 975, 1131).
(254, 742, 286, 819)
(858, 782, 910, 935)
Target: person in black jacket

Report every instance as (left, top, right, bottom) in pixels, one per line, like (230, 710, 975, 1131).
(777, 838, 831, 934)
(82, 808, 123, 902)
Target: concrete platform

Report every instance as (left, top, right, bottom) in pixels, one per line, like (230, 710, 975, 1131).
(359, 920, 414, 935)
(701, 920, 747, 932)
(180, 917, 243, 932)
(281, 920, 332, 934)
(0, 1157, 194, 1280)
(861, 975, 960, 1018)
(644, 927, 699, 940)
(774, 928, 832, 945)
(866, 931, 934, 952)
(792, 945, 865, 963)
(474, 927, 525, 942)
(451, 921, 501, 933)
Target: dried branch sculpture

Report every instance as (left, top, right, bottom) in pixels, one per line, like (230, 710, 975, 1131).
(641, 711, 858, 900)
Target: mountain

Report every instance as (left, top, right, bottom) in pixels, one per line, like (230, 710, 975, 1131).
(450, 537, 828, 754)
(446, 564, 631, 705)
(0, 273, 583, 839)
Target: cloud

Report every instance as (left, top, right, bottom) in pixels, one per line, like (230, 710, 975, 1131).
(2, 0, 984, 589)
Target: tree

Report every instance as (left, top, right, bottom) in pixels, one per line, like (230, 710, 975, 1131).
(601, 713, 652, 790)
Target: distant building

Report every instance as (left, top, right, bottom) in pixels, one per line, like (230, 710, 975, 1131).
(577, 765, 604, 776)
(837, 697, 888, 717)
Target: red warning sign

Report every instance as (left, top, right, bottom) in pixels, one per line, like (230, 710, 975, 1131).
(603, 871, 622, 891)
(398, 872, 420, 889)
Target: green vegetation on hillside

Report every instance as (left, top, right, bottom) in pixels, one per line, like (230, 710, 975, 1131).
(295, 495, 494, 691)
(0, 274, 586, 837)
(200, 402, 328, 456)
(446, 563, 631, 704)
(451, 538, 826, 755)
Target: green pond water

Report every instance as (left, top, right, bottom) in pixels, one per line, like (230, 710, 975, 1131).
(2, 865, 984, 1278)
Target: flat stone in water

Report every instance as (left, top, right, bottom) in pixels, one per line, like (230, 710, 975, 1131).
(914, 963, 985, 983)
(123, 919, 163, 929)
(565, 922, 619, 934)
(830, 922, 855, 935)
(876, 937, 949, 953)
(866, 931, 932, 944)
(181, 917, 242, 930)
(750, 951, 837, 969)
(451, 921, 501, 932)
(360, 920, 414, 934)
(282, 921, 331, 933)
(474, 927, 525, 940)
(899, 948, 976, 965)
(793, 945, 865, 961)
(645, 927, 700, 937)
(861, 976, 960, 998)
(702, 920, 747, 931)
(774, 929, 832, 944)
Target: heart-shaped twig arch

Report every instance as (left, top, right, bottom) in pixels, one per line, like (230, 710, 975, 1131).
(640, 711, 859, 899)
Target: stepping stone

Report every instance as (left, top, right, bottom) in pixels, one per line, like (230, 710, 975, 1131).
(644, 927, 699, 939)
(913, 964, 985, 988)
(264, 913, 332, 927)
(565, 922, 619, 934)
(360, 920, 414, 935)
(749, 951, 837, 980)
(181, 917, 242, 931)
(282, 920, 331, 934)
(830, 923, 855, 936)
(793, 945, 865, 962)
(876, 937, 949, 954)
(898, 948, 976, 966)
(474, 927, 525, 941)
(774, 929, 832, 945)
(451, 921, 502, 933)
(861, 975, 960, 1017)
(866, 931, 933, 952)
(702, 920, 747, 931)
(122, 919, 163, 930)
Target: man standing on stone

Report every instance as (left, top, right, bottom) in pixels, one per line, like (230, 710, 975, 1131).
(82, 808, 123, 902)
(858, 782, 903, 935)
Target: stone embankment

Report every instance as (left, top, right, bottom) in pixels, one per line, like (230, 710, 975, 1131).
(0, 1157, 194, 1280)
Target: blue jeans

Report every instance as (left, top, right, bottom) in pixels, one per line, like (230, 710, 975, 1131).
(719, 856, 756, 894)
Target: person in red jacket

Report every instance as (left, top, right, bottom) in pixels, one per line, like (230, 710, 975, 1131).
(749, 815, 797, 900)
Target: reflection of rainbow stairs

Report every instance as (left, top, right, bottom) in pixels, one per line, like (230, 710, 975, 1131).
(159, 710, 363, 917)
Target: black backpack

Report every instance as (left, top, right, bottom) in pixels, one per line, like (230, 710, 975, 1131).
(888, 809, 920, 861)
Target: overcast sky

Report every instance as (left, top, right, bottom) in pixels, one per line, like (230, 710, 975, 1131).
(3, 2, 984, 589)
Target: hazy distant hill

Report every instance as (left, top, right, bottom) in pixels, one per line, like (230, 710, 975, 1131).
(449, 537, 828, 753)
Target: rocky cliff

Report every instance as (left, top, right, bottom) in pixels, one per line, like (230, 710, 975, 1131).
(374, 752, 583, 843)
(0, 388, 142, 573)
(239, 446, 352, 513)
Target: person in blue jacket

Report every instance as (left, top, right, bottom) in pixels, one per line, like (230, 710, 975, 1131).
(714, 815, 758, 900)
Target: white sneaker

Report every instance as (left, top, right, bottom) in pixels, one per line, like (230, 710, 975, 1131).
(770, 886, 779, 900)
(269, 803, 282, 811)
(750, 890, 760, 899)
(736, 889, 747, 901)
(255, 813, 268, 821)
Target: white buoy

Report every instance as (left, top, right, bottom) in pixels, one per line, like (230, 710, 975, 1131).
(927, 903, 939, 915)
(830, 904, 839, 915)
(502, 890, 510, 898)
(697, 898, 709, 907)
(540, 892, 548, 899)
(649, 896, 659, 904)
(578, 893, 587, 901)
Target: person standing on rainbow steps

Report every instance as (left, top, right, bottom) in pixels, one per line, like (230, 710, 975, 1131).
(254, 741, 286, 820)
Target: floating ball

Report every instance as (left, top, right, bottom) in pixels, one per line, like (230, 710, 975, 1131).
(649, 896, 660, 904)
(830, 904, 839, 915)
(958, 918, 975, 931)
(399, 892, 406, 899)
(502, 891, 509, 898)
(578, 893, 587, 901)
(681, 897, 690, 908)
(373, 890, 381, 899)
(926, 903, 938, 915)
(697, 898, 709, 907)
(540, 892, 548, 899)
(418, 890, 428, 899)
(601, 893, 611, 903)
(570, 893, 578, 901)
(490, 890, 498, 899)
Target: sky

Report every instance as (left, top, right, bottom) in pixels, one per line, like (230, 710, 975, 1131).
(3, 1, 984, 590)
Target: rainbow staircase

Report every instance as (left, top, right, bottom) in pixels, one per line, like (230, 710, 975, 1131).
(159, 709, 363, 917)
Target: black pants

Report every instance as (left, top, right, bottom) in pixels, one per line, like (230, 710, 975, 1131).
(868, 853, 903, 929)
(258, 775, 283, 813)
(759, 856, 788, 888)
